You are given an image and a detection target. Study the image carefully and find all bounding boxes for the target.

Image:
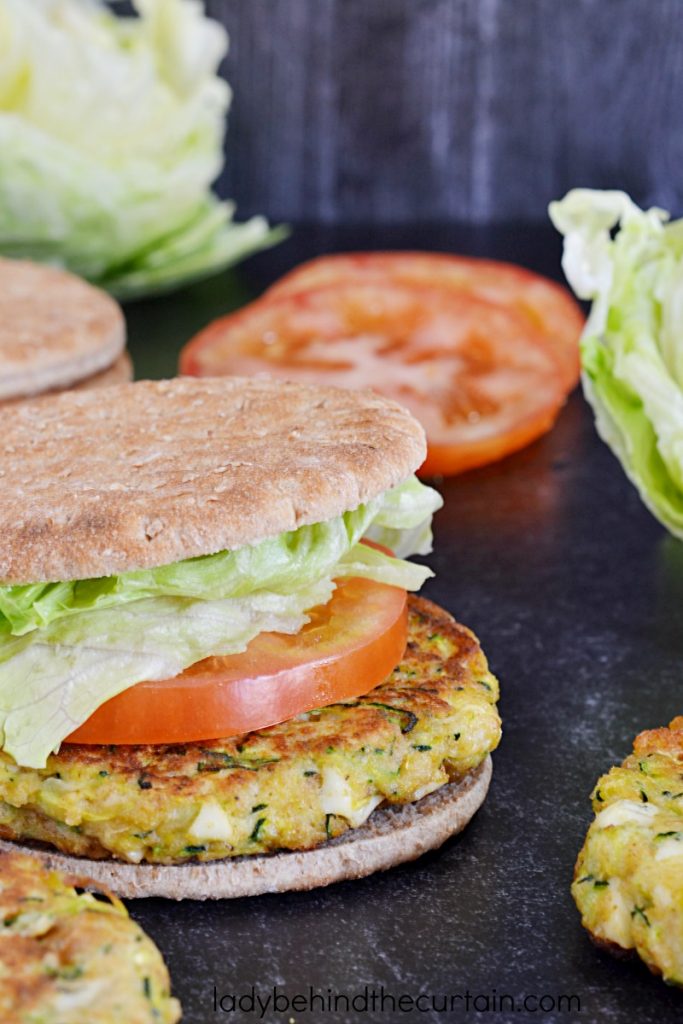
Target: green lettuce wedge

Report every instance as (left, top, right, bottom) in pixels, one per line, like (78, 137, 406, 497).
(550, 188, 683, 536)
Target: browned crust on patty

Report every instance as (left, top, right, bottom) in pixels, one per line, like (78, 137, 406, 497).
(0, 376, 426, 582)
(0, 258, 125, 400)
(587, 931, 669, 983)
(587, 932, 636, 961)
(633, 717, 683, 759)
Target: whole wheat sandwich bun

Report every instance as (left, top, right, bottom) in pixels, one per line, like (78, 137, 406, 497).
(0, 377, 500, 898)
(0, 257, 128, 401)
(0, 376, 425, 582)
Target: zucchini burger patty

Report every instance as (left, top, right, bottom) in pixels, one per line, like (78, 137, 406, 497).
(574, 717, 683, 985)
(0, 849, 180, 1023)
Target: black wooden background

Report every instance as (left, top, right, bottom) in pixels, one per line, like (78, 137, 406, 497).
(207, 0, 683, 224)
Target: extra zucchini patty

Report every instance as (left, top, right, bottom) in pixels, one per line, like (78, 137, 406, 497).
(573, 717, 683, 984)
(0, 849, 180, 1023)
(0, 597, 500, 865)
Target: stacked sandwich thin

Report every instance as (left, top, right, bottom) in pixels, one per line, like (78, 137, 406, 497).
(0, 257, 130, 402)
(0, 377, 500, 898)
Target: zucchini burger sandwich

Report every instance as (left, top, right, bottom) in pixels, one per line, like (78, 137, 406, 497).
(0, 378, 501, 898)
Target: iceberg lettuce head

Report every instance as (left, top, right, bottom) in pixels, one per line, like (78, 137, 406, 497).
(0, 0, 282, 297)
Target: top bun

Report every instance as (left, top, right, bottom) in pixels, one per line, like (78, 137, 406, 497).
(0, 377, 426, 583)
(0, 258, 125, 400)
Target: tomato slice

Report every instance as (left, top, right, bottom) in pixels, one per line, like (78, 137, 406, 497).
(64, 575, 407, 746)
(180, 281, 567, 477)
(265, 252, 584, 390)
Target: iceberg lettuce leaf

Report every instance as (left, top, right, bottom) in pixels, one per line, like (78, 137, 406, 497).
(0, 580, 335, 769)
(365, 474, 443, 556)
(0, 477, 440, 636)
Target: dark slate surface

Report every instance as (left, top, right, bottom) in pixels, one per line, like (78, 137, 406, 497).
(125, 226, 683, 1023)
(205, 0, 683, 223)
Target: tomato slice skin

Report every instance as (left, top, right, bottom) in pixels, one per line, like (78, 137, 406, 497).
(263, 251, 584, 390)
(180, 280, 567, 478)
(64, 575, 408, 746)
(419, 402, 560, 476)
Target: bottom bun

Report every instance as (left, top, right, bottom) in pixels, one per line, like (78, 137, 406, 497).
(0, 756, 492, 900)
